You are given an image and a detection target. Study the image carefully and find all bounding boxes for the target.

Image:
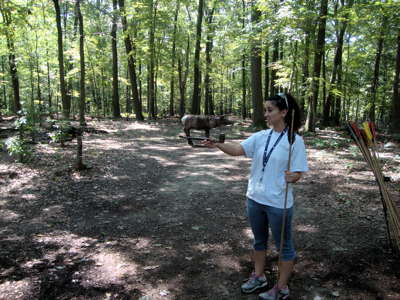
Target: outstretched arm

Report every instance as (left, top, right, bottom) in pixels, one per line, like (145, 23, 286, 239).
(202, 140, 245, 156)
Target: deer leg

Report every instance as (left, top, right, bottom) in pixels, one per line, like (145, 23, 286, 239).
(205, 129, 210, 139)
(184, 128, 193, 146)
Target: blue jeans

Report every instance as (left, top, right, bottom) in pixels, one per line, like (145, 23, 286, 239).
(246, 198, 296, 261)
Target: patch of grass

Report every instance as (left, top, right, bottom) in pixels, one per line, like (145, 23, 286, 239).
(309, 137, 341, 149)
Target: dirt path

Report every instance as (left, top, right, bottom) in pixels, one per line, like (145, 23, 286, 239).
(1, 119, 399, 300)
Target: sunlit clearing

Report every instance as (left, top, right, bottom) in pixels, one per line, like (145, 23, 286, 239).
(296, 224, 319, 233)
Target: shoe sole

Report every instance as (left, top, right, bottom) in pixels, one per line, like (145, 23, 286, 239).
(241, 281, 268, 294)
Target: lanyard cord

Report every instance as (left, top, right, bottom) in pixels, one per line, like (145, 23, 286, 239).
(261, 127, 288, 173)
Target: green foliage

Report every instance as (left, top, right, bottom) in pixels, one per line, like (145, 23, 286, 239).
(49, 121, 72, 145)
(309, 137, 344, 149)
(5, 135, 32, 162)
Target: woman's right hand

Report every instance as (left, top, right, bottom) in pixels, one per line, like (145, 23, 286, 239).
(201, 139, 217, 148)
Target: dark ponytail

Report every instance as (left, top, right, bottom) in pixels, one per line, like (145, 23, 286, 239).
(265, 93, 302, 143)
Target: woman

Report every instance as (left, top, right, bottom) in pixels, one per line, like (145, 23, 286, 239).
(203, 93, 308, 300)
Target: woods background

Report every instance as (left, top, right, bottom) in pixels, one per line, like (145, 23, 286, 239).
(1, 0, 399, 132)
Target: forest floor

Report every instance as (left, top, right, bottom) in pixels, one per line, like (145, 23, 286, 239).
(1, 117, 400, 300)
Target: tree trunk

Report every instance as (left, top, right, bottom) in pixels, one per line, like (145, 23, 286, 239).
(241, 0, 247, 119)
(118, 0, 144, 120)
(169, 1, 180, 116)
(204, 4, 215, 115)
(369, 18, 386, 123)
(191, 0, 204, 114)
(390, 29, 400, 133)
(178, 37, 190, 118)
(300, 29, 311, 114)
(1, 57, 6, 113)
(148, 0, 157, 119)
(250, 1, 265, 128)
(76, 0, 86, 125)
(0, 4, 22, 114)
(46, 49, 52, 111)
(264, 45, 269, 100)
(52, 0, 69, 119)
(111, 0, 121, 118)
(305, 0, 328, 132)
(35, 32, 42, 110)
(323, 0, 353, 126)
(270, 39, 279, 97)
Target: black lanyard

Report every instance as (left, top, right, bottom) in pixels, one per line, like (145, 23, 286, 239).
(261, 127, 288, 173)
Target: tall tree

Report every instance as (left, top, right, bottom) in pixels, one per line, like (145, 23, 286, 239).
(118, 0, 144, 120)
(323, 0, 353, 126)
(264, 45, 269, 100)
(0, 2, 21, 113)
(269, 39, 279, 97)
(76, 0, 85, 125)
(241, 0, 247, 119)
(148, 0, 157, 119)
(390, 29, 400, 133)
(169, 1, 180, 116)
(250, 0, 265, 128)
(111, 0, 121, 118)
(204, 2, 215, 115)
(52, 0, 69, 118)
(369, 17, 386, 123)
(305, 0, 328, 132)
(191, 0, 204, 114)
(178, 37, 190, 118)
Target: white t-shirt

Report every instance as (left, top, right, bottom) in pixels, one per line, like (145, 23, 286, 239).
(240, 129, 309, 209)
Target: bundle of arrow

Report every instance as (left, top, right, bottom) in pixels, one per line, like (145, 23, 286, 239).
(347, 121, 400, 254)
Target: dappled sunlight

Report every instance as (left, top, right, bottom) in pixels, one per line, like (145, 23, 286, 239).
(33, 231, 97, 251)
(214, 255, 241, 272)
(0, 278, 36, 300)
(1, 233, 24, 242)
(295, 224, 319, 233)
(0, 209, 20, 222)
(79, 250, 138, 286)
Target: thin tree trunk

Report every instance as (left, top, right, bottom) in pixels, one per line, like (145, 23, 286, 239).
(178, 37, 190, 118)
(46, 50, 52, 111)
(323, 0, 353, 126)
(1, 57, 6, 113)
(270, 39, 279, 97)
(35, 32, 42, 110)
(169, 1, 180, 116)
(204, 4, 215, 116)
(300, 30, 311, 114)
(52, 0, 69, 118)
(289, 41, 298, 93)
(111, 0, 121, 118)
(118, 0, 144, 120)
(250, 0, 265, 128)
(369, 18, 386, 123)
(191, 0, 204, 114)
(264, 45, 269, 100)
(305, 0, 328, 132)
(241, 0, 247, 119)
(4, 34, 21, 112)
(148, 0, 157, 119)
(390, 29, 400, 133)
(76, 0, 86, 125)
